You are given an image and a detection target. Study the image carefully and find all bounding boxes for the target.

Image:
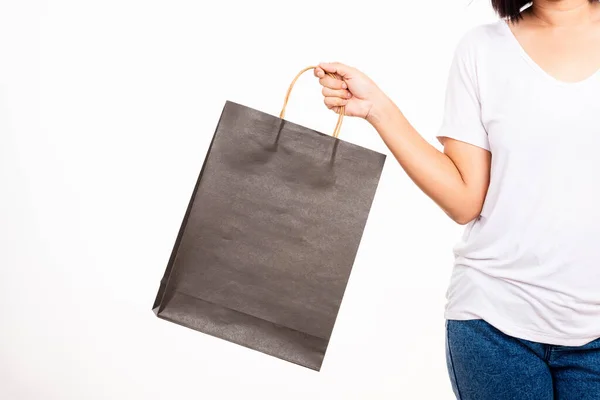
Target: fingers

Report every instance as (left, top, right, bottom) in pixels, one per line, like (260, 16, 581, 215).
(318, 62, 353, 78)
(319, 75, 347, 90)
(315, 64, 348, 89)
(324, 96, 348, 110)
(322, 86, 351, 99)
(316, 62, 351, 112)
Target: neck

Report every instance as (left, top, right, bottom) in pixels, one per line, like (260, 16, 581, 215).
(530, 0, 598, 27)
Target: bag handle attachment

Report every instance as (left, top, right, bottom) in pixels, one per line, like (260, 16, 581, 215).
(279, 66, 345, 139)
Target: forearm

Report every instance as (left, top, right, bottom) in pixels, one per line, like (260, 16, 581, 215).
(367, 96, 479, 224)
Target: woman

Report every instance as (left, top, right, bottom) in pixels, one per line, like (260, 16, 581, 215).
(314, 0, 600, 398)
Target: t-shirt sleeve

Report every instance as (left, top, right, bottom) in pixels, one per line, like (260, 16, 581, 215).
(436, 34, 490, 151)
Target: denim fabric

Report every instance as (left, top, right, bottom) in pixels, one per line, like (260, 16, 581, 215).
(445, 319, 600, 399)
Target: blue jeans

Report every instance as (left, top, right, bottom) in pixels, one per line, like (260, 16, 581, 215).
(445, 319, 600, 399)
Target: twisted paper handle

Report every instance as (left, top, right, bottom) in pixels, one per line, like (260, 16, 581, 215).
(279, 66, 345, 138)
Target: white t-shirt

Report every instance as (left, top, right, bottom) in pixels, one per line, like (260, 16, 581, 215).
(437, 19, 600, 346)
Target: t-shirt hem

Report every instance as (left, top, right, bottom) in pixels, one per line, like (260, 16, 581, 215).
(445, 310, 600, 347)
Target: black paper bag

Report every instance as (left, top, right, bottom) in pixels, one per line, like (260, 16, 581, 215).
(153, 67, 386, 371)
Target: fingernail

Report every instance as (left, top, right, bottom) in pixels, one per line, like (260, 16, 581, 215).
(346, 92, 352, 98)
(342, 82, 347, 89)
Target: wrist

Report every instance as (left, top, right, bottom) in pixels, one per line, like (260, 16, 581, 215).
(365, 92, 395, 126)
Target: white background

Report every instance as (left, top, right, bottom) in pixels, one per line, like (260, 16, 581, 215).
(1, 1, 498, 398)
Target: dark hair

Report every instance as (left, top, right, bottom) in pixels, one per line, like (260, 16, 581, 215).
(491, 0, 595, 21)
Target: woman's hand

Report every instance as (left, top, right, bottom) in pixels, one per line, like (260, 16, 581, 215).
(314, 62, 387, 121)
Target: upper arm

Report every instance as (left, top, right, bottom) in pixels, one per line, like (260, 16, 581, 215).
(439, 137, 491, 222)
(436, 30, 492, 222)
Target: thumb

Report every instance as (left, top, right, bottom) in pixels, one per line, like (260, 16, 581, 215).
(318, 62, 354, 79)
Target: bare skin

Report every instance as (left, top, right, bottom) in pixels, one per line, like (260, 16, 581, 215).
(509, 1, 600, 83)
(314, 0, 600, 225)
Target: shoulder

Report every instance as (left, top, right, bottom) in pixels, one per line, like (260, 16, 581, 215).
(453, 19, 509, 60)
